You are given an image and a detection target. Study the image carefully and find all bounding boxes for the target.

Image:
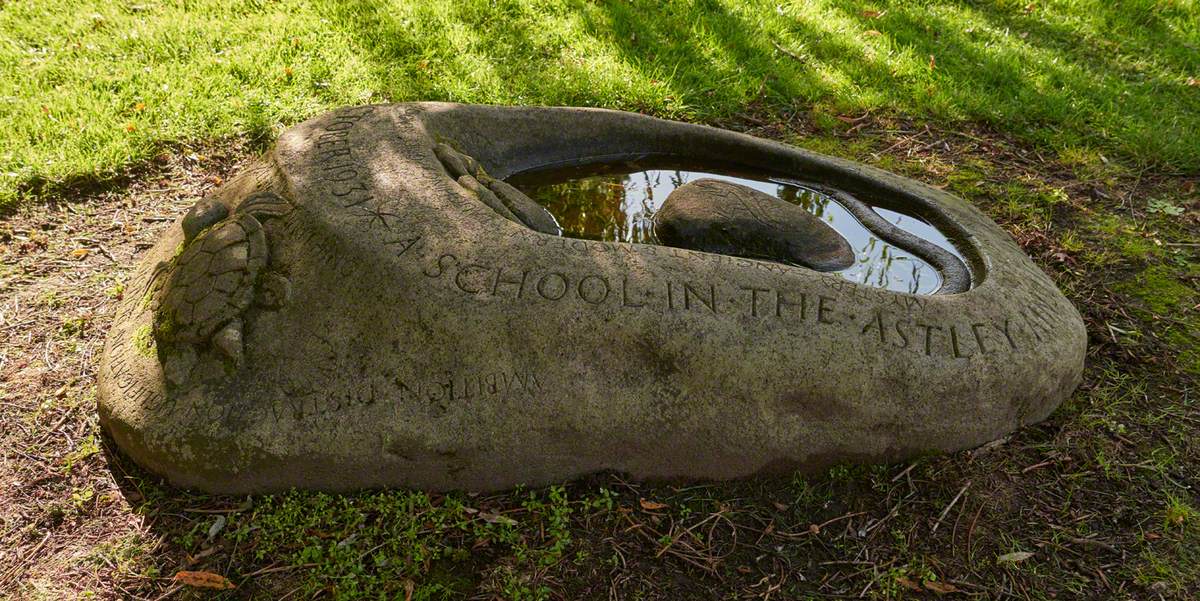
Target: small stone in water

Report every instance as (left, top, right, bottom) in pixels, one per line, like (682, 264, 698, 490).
(654, 179, 854, 271)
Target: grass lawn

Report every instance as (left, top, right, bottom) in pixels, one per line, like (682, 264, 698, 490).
(1, 0, 1199, 599)
(2, 0, 1199, 209)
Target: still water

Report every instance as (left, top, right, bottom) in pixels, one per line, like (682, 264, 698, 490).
(509, 167, 963, 295)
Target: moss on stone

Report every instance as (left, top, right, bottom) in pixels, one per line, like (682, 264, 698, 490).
(152, 311, 176, 344)
(132, 324, 156, 358)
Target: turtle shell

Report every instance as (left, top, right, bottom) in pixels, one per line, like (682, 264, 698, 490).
(156, 213, 267, 344)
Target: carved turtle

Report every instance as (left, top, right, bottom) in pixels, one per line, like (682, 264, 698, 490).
(154, 191, 291, 367)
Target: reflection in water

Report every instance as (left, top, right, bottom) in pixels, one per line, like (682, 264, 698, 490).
(510, 168, 962, 295)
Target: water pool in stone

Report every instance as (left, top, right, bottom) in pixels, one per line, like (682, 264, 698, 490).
(509, 165, 965, 295)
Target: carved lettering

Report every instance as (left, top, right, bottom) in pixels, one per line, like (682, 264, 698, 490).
(918, 322, 942, 356)
(683, 283, 717, 313)
(817, 295, 836, 324)
(419, 254, 1027, 360)
(775, 290, 806, 319)
(493, 267, 528, 297)
(577, 275, 610, 305)
(741, 286, 769, 317)
(622, 275, 647, 308)
(536, 272, 569, 300)
(394, 368, 544, 412)
(950, 325, 969, 358)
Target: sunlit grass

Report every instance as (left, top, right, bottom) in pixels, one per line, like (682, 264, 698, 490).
(1, 0, 1197, 207)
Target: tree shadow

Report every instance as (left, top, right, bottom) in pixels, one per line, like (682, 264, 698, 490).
(317, 0, 1197, 168)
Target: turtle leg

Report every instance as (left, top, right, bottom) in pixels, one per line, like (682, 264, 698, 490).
(255, 272, 292, 308)
(212, 319, 244, 366)
(162, 345, 198, 387)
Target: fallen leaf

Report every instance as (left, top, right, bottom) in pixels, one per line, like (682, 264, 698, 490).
(478, 511, 517, 526)
(1187, 77, 1198, 87)
(134, 102, 146, 112)
(1148, 198, 1184, 216)
(864, 29, 882, 37)
(124, 122, 137, 132)
(206, 515, 227, 541)
(173, 570, 236, 590)
(997, 551, 1034, 564)
(771, 501, 789, 511)
(861, 9, 884, 18)
(639, 498, 668, 511)
(70, 248, 89, 259)
(924, 580, 960, 594)
(896, 576, 922, 591)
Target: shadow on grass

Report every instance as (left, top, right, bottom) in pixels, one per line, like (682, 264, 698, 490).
(5, 0, 1197, 209)
(317, 0, 1197, 169)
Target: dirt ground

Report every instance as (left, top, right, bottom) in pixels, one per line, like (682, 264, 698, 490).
(1, 115, 1197, 600)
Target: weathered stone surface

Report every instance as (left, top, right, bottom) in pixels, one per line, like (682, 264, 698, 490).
(654, 179, 855, 271)
(97, 103, 1087, 493)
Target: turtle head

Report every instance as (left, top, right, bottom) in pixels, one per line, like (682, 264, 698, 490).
(181, 197, 229, 243)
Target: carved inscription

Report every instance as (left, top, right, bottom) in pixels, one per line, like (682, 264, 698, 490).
(272, 379, 382, 422)
(308, 106, 424, 259)
(311, 106, 376, 209)
(270, 368, 544, 422)
(511, 229, 928, 312)
(396, 369, 544, 415)
(858, 311, 1018, 357)
(103, 319, 166, 411)
(422, 252, 1026, 359)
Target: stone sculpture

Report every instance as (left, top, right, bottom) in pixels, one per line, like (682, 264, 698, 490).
(152, 192, 291, 373)
(98, 103, 1087, 493)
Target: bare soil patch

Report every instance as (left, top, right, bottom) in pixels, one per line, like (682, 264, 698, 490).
(1, 119, 1197, 599)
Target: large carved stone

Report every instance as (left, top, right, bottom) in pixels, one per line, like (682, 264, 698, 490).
(97, 103, 1086, 493)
